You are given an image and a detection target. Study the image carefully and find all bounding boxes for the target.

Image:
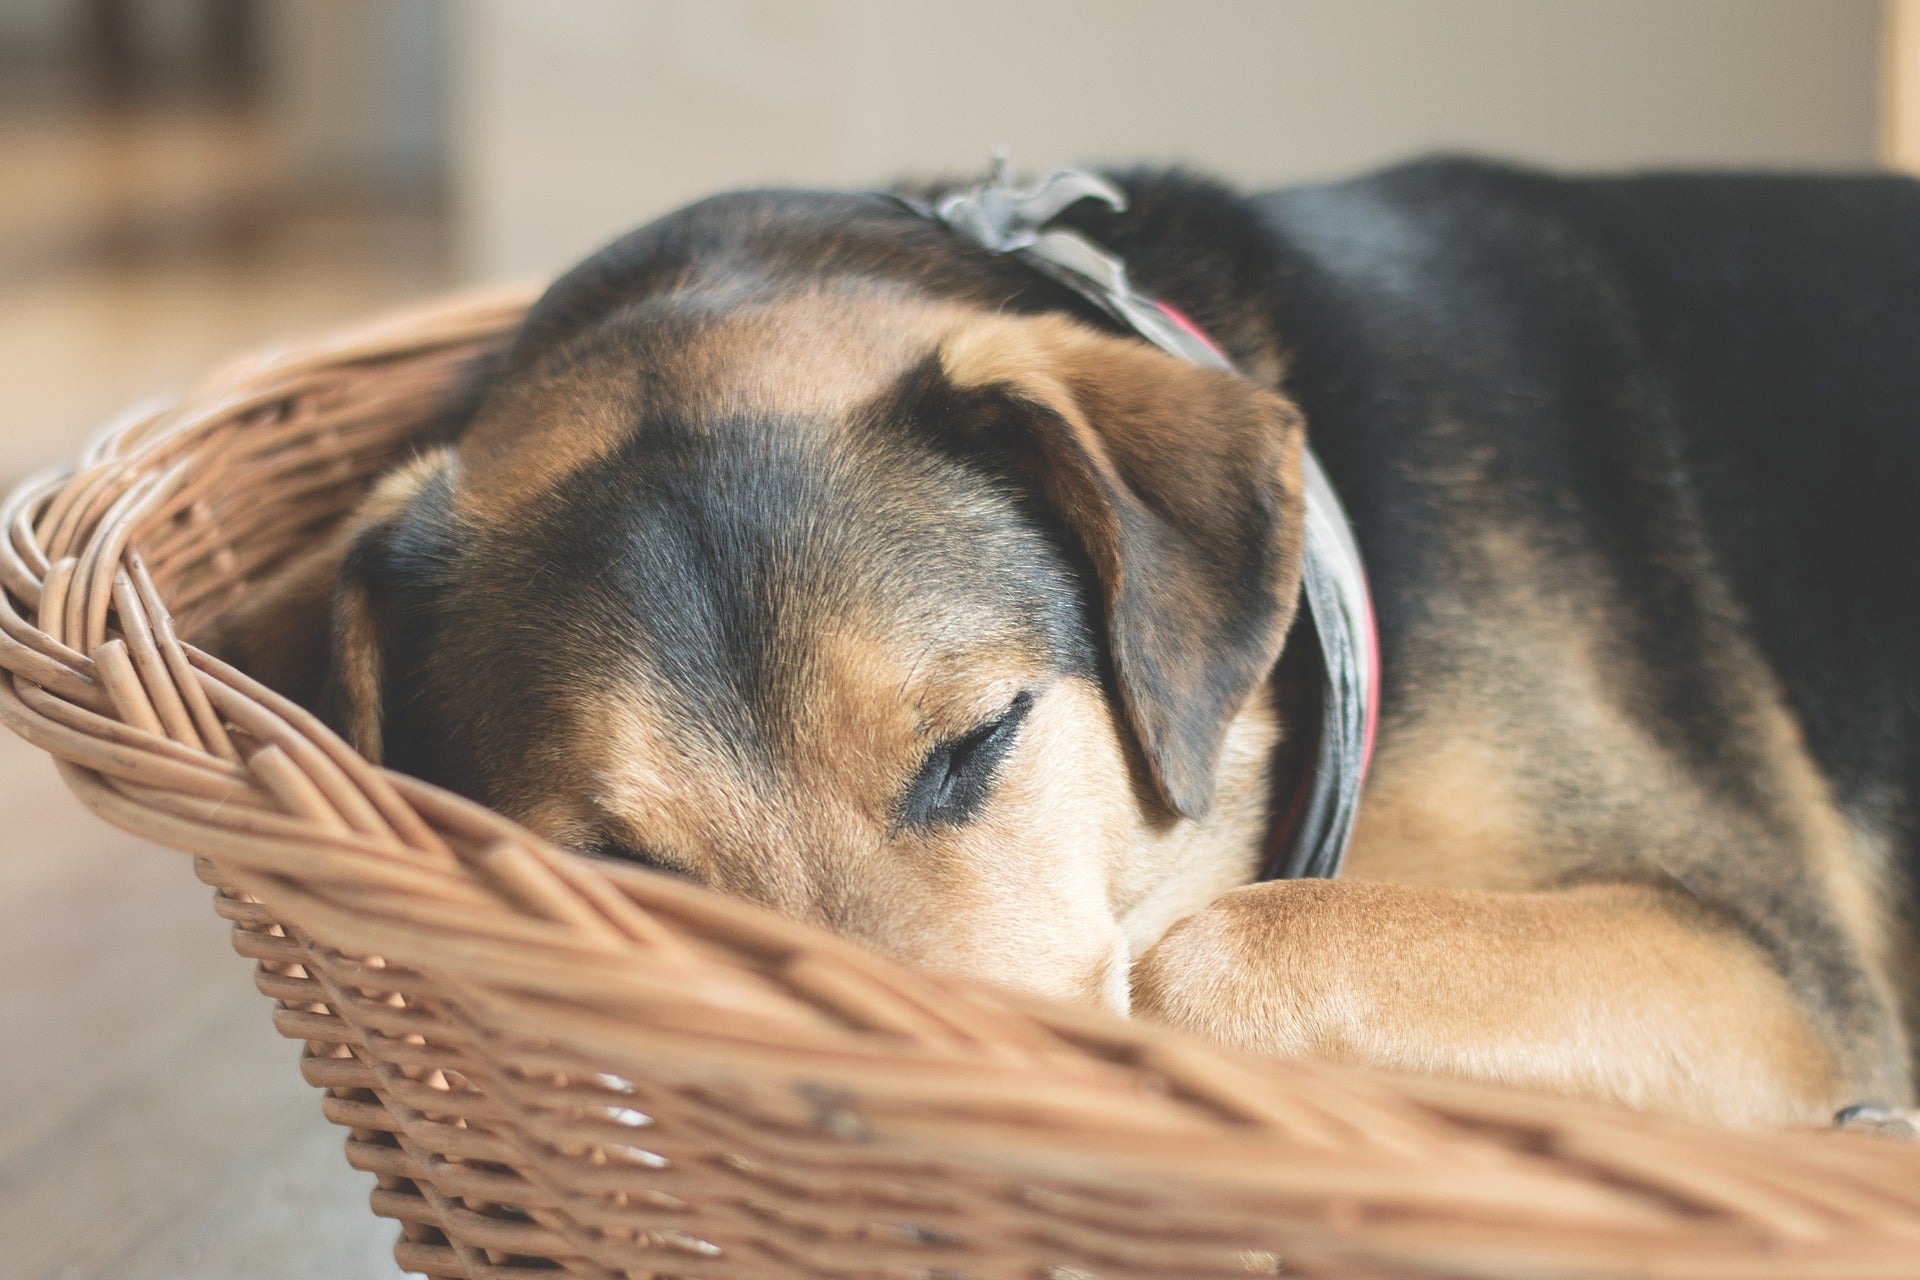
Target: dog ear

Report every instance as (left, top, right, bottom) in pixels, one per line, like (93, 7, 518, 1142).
(933, 315, 1307, 819)
(320, 449, 459, 764)
(197, 524, 356, 715)
(200, 449, 453, 765)
(323, 560, 388, 763)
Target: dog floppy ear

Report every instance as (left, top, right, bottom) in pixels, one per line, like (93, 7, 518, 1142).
(935, 315, 1307, 819)
(320, 448, 461, 763)
(200, 449, 454, 764)
(323, 555, 388, 763)
(197, 525, 354, 716)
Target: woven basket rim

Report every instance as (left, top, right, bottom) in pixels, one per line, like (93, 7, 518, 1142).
(6, 286, 1920, 1280)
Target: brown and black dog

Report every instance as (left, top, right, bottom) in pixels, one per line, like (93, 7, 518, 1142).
(213, 158, 1920, 1130)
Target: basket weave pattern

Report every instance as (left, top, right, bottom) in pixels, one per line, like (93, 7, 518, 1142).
(5, 289, 1920, 1279)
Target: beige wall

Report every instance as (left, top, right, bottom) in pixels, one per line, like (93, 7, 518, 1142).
(453, 0, 1880, 279)
(262, 0, 450, 197)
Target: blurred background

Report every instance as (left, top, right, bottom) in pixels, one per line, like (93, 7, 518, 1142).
(1, 2, 1916, 1276)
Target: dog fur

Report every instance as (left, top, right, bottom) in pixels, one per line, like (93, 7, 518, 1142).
(210, 158, 1920, 1128)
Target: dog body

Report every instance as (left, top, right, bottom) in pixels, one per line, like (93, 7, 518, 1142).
(219, 158, 1919, 1127)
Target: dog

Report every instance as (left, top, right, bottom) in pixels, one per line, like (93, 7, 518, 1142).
(210, 157, 1920, 1130)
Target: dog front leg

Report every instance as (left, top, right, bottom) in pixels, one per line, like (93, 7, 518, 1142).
(1129, 878, 1874, 1128)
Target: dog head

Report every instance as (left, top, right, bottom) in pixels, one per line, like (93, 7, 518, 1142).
(224, 186, 1308, 1010)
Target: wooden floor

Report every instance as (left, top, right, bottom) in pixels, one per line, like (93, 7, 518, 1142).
(0, 106, 454, 1280)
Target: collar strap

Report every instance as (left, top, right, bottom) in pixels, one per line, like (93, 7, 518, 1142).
(894, 161, 1378, 881)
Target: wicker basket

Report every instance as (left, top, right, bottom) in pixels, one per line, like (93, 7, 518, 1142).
(5, 288, 1919, 1280)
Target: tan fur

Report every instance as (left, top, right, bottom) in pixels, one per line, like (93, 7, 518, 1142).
(1131, 878, 1845, 1127)
(512, 599, 1284, 1014)
(453, 291, 981, 518)
(940, 313, 1306, 564)
(1109, 691, 1280, 952)
(1319, 497, 1912, 1120)
(1899, 923, 1920, 1085)
(1343, 732, 1546, 893)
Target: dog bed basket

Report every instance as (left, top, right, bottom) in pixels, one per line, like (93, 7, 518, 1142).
(5, 288, 1920, 1280)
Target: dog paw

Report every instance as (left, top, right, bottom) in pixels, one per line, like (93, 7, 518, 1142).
(1129, 881, 1340, 1057)
(1833, 1104, 1919, 1140)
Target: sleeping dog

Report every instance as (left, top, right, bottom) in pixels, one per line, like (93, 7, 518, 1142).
(213, 158, 1920, 1130)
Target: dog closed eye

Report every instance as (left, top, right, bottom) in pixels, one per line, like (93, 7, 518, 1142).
(583, 836, 694, 880)
(897, 691, 1035, 833)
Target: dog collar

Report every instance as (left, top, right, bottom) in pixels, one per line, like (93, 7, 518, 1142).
(894, 162, 1378, 880)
